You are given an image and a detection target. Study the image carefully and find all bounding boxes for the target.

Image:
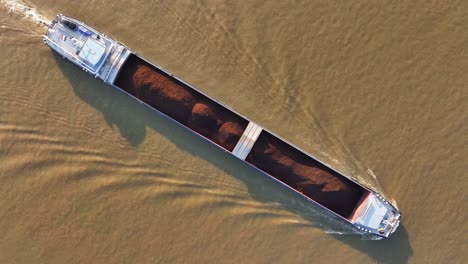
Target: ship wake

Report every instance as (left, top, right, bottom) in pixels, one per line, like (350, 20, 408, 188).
(0, 0, 50, 27)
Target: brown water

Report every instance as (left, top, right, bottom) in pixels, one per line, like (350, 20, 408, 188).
(0, 0, 467, 263)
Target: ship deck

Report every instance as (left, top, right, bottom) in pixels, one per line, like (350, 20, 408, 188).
(44, 14, 401, 239)
(45, 16, 113, 74)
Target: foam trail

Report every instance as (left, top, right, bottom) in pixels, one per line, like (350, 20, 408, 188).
(364, 168, 384, 192)
(1, 0, 50, 26)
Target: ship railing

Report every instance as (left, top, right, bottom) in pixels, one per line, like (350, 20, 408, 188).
(44, 35, 113, 77)
(103, 45, 126, 83)
(44, 36, 95, 72)
(93, 42, 114, 78)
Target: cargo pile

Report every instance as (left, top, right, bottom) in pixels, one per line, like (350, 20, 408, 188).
(114, 55, 248, 151)
(246, 132, 364, 217)
(115, 55, 364, 218)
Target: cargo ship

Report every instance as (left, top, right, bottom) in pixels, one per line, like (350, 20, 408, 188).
(43, 15, 400, 238)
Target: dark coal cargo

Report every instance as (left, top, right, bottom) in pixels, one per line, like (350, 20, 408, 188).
(114, 54, 363, 218)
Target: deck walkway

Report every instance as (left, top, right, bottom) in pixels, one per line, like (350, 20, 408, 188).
(231, 122, 263, 160)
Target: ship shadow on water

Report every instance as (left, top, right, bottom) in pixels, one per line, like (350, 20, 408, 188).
(333, 224, 412, 264)
(53, 53, 413, 263)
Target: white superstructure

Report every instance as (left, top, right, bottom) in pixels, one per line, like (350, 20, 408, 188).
(43, 15, 130, 83)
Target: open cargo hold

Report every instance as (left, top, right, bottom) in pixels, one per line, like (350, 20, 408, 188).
(247, 131, 365, 218)
(114, 54, 249, 151)
(44, 15, 401, 238)
(113, 54, 365, 219)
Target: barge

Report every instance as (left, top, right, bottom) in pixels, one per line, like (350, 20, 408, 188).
(43, 15, 400, 238)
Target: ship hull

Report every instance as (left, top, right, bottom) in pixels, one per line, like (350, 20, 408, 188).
(43, 14, 401, 238)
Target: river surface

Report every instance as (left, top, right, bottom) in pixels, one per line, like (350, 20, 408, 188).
(0, 1, 467, 263)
